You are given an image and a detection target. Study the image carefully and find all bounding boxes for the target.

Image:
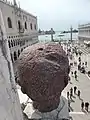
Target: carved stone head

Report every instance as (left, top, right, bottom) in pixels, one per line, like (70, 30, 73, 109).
(17, 43, 70, 112)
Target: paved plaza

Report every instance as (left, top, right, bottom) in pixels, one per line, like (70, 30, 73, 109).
(16, 44, 90, 120)
(62, 44, 90, 120)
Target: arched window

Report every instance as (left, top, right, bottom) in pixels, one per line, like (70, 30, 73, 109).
(11, 40, 13, 47)
(30, 23, 32, 30)
(14, 51, 17, 61)
(34, 24, 36, 30)
(18, 20, 21, 30)
(16, 40, 17, 46)
(18, 40, 20, 45)
(18, 50, 20, 57)
(7, 17, 12, 28)
(25, 22, 27, 29)
(14, 40, 15, 46)
(21, 48, 23, 52)
(10, 53, 13, 62)
(8, 41, 11, 48)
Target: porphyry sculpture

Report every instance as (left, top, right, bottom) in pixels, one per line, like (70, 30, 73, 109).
(17, 43, 70, 114)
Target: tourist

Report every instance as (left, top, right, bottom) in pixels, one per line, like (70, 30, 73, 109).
(78, 90, 81, 99)
(78, 64, 81, 71)
(82, 63, 84, 67)
(68, 100, 70, 112)
(79, 51, 82, 56)
(81, 101, 84, 111)
(67, 92, 69, 99)
(85, 102, 89, 112)
(76, 52, 78, 56)
(85, 62, 87, 67)
(70, 87, 73, 99)
(79, 57, 81, 62)
(71, 71, 73, 76)
(80, 66, 85, 74)
(74, 61, 77, 66)
(79, 61, 81, 66)
(75, 74, 77, 81)
(78, 64, 80, 70)
(70, 63, 73, 66)
(74, 86, 77, 94)
(74, 71, 77, 75)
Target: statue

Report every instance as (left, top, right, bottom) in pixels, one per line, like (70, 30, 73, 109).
(17, 43, 70, 119)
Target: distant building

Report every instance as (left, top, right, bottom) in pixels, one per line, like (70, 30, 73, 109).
(0, 0, 38, 63)
(78, 23, 90, 44)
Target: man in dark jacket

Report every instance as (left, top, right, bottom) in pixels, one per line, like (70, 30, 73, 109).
(85, 102, 89, 112)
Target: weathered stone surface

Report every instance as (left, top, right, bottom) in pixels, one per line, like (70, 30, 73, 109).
(17, 43, 70, 113)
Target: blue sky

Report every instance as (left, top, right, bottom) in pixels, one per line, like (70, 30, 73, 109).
(10, 0, 90, 31)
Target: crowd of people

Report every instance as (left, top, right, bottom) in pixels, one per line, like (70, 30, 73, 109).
(67, 86, 89, 112)
(66, 44, 90, 113)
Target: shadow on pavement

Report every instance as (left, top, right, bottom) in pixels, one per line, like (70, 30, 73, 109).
(69, 106, 74, 112)
(76, 79, 79, 82)
(68, 116, 73, 120)
(70, 98, 75, 103)
(87, 111, 90, 114)
(70, 82, 73, 84)
(79, 98, 83, 101)
(72, 95, 76, 99)
(82, 109, 87, 114)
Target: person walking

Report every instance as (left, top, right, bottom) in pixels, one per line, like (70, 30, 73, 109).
(85, 102, 89, 112)
(78, 64, 81, 71)
(67, 92, 69, 99)
(71, 71, 73, 76)
(76, 52, 78, 56)
(70, 87, 73, 99)
(75, 74, 77, 81)
(68, 76, 71, 82)
(74, 86, 77, 94)
(74, 71, 77, 76)
(68, 100, 70, 112)
(81, 101, 84, 111)
(82, 63, 84, 67)
(78, 90, 81, 99)
(79, 57, 81, 62)
(85, 61, 87, 67)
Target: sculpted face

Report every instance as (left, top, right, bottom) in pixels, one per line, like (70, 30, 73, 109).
(17, 43, 70, 112)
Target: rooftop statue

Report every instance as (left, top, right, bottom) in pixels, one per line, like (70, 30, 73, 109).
(17, 43, 70, 119)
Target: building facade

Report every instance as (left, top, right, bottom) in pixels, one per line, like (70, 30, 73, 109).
(78, 23, 90, 44)
(0, 36, 24, 120)
(0, 0, 38, 63)
(0, 7, 24, 120)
